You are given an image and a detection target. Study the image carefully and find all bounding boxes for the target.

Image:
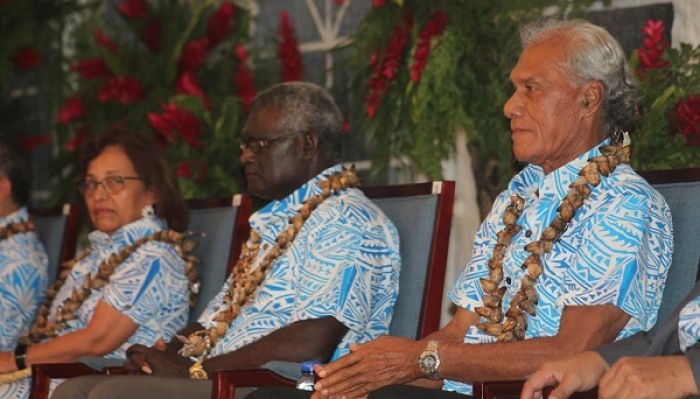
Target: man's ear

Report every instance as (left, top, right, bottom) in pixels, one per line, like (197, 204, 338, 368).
(300, 131, 319, 160)
(580, 80, 604, 117)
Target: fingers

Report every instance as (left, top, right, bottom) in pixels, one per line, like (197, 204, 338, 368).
(547, 378, 580, 399)
(154, 339, 167, 351)
(315, 363, 365, 396)
(140, 362, 153, 375)
(315, 353, 362, 379)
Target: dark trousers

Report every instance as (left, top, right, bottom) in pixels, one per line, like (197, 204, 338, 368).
(247, 384, 470, 398)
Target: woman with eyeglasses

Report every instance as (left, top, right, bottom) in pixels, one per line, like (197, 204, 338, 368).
(0, 132, 192, 398)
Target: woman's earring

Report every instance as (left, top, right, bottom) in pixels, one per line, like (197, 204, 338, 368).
(141, 204, 156, 218)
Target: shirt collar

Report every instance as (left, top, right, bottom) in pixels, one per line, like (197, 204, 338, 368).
(249, 164, 343, 234)
(510, 138, 611, 201)
(88, 213, 166, 249)
(0, 206, 30, 228)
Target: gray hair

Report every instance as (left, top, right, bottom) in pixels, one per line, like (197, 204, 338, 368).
(519, 19, 638, 134)
(249, 82, 343, 161)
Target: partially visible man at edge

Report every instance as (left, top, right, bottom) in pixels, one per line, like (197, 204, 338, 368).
(51, 81, 401, 399)
(249, 18, 674, 399)
(0, 138, 49, 352)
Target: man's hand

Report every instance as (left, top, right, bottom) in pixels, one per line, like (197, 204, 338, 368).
(521, 351, 608, 399)
(311, 336, 424, 399)
(598, 356, 698, 399)
(124, 342, 193, 378)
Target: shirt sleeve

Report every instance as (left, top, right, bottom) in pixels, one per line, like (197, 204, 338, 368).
(448, 190, 512, 311)
(102, 241, 189, 328)
(558, 191, 672, 331)
(0, 260, 47, 350)
(291, 217, 399, 335)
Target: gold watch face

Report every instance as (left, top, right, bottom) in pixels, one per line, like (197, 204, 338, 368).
(421, 354, 438, 369)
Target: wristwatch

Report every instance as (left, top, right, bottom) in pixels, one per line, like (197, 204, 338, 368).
(418, 340, 441, 379)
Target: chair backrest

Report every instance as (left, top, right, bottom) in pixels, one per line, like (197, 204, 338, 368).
(639, 168, 700, 324)
(31, 204, 81, 284)
(361, 181, 455, 339)
(186, 195, 252, 323)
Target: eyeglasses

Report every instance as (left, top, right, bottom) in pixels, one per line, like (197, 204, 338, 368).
(239, 131, 301, 154)
(79, 175, 143, 196)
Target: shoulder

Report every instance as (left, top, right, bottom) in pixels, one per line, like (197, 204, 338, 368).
(597, 165, 669, 214)
(316, 188, 398, 231)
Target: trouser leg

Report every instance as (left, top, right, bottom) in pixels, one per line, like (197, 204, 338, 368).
(368, 384, 470, 398)
(50, 375, 213, 399)
(246, 387, 311, 399)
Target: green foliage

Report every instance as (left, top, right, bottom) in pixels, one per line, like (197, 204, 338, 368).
(53, 0, 252, 203)
(631, 43, 700, 170)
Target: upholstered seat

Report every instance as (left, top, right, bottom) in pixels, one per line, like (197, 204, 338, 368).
(32, 204, 80, 282)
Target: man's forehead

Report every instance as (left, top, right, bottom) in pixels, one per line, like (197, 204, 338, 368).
(510, 42, 568, 82)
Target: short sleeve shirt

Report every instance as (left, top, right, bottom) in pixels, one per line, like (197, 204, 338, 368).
(443, 141, 673, 395)
(47, 214, 190, 358)
(198, 164, 401, 360)
(679, 296, 700, 351)
(0, 207, 48, 350)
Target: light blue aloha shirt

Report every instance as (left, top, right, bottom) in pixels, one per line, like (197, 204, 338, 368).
(443, 141, 673, 395)
(679, 296, 700, 351)
(0, 214, 189, 399)
(0, 207, 48, 351)
(198, 164, 401, 361)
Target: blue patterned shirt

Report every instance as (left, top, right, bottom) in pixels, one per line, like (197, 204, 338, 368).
(679, 296, 700, 351)
(0, 207, 48, 351)
(443, 142, 673, 395)
(198, 165, 401, 360)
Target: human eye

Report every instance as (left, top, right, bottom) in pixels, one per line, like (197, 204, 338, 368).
(105, 176, 125, 190)
(82, 179, 98, 192)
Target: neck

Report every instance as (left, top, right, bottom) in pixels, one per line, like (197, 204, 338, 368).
(0, 200, 19, 219)
(541, 128, 603, 175)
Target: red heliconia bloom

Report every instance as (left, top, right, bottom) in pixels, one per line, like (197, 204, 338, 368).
(372, 0, 385, 8)
(410, 9, 448, 83)
(278, 11, 303, 82)
(12, 47, 42, 70)
(70, 58, 112, 80)
(20, 134, 52, 152)
(207, 1, 235, 44)
(176, 160, 193, 178)
(64, 128, 89, 152)
(179, 38, 210, 73)
(141, 18, 162, 53)
(341, 120, 351, 134)
(57, 97, 85, 124)
(365, 15, 413, 118)
(234, 44, 256, 111)
(147, 103, 203, 149)
(98, 76, 145, 105)
(118, 0, 148, 19)
(93, 28, 118, 54)
(672, 95, 700, 146)
(175, 72, 210, 108)
(637, 19, 669, 72)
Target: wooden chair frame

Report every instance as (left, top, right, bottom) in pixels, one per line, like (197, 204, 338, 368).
(473, 168, 700, 399)
(29, 195, 252, 399)
(210, 181, 455, 399)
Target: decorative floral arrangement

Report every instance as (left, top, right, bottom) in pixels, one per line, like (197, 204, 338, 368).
(630, 19, 700, 170)
(52, 0, 254, 202)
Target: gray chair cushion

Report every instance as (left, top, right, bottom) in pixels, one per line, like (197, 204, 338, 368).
(187, 206, 239, 323)
(371, 195, 438, 339)
(654, 180, 700, 323)
(34, 213, 69, 284)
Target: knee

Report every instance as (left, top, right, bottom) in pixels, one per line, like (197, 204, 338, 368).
(52, 376, 107, 399)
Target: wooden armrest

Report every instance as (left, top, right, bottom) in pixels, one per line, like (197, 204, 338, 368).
(473, 380, 598, 399)
(210, 369, 296, 399)
(30, 363, 103, 399)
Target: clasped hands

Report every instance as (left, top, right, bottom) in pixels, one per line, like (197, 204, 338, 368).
(310, 336, 424, 399)
(124, 339, 194, 378)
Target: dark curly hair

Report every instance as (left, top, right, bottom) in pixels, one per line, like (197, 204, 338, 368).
(0, 137, 32, 207)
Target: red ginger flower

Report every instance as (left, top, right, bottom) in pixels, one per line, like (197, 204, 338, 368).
(147, 103, 203, 149)
(57, 97, 85, 124)
(20, 134, 52, 152)
(207, 1, 235, 44)
(365, 15, 413, 118)
(12, 48, 42, 70)
(175, 72, 210, 108)
(410, 9, 448, 83)
(234, 44, 256, 111)
(278, 11, 303, 82)
(94, 28, 118, 54)
(672, 95, 700, 146)
(118, 0, 148, 19)
(64, 128, 89, 152)
(98, 76, 145, 105)
(70, 58, 112, 80)
(372, 0, 385, 8)
(141, 18, 162, 53)
(638, 19, 669, 72)
(176, 159, 207, 180)
(179, 38, 210, 73)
